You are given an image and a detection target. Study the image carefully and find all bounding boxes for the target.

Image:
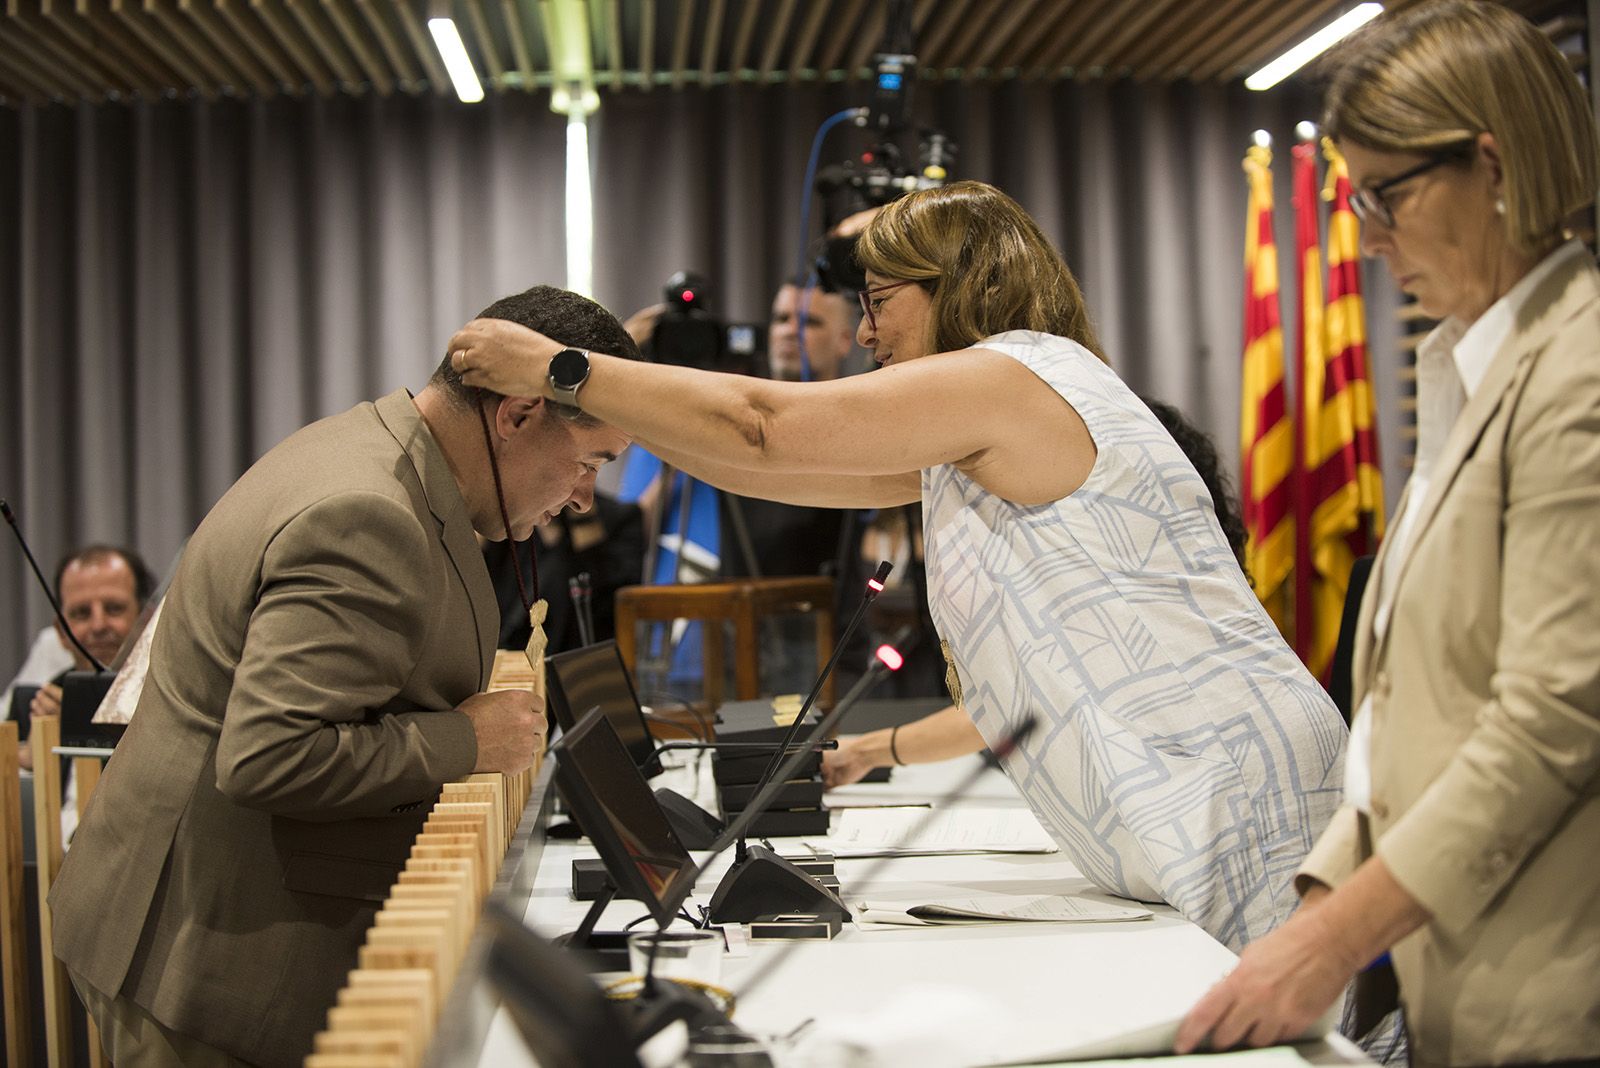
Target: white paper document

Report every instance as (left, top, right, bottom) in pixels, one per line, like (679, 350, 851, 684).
(853, 894, 1152, 926)
(814, 807, 1059, 858)
(1015, 1046, 1315, 1068)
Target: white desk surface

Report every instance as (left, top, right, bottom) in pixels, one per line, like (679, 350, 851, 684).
(481, 755, 1369, 1067)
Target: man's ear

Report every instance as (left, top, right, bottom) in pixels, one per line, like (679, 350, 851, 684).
(495, 395, 545, 439)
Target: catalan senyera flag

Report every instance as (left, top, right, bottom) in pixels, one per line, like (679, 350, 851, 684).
(1295, 137, 1386, 680)
(1241, 144, 1294, 634)
(1291, 140, 1326, 671)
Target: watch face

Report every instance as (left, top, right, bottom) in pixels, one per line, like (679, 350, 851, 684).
(550, 348, 589, 388)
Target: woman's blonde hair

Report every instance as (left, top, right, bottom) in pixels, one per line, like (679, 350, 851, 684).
(1322, 0, 1599, 255)
(853, 180, 1105, 359)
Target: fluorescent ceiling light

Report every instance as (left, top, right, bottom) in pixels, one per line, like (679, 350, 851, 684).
(1246, 3, 1383, 91)
(565, 113, 594, 297)
(428, 17, 485, 103)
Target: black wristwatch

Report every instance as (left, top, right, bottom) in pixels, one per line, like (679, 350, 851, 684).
(548, 348, 591, 407)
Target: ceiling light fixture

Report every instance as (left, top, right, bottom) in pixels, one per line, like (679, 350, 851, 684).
(428, 14, 485, 103)
(1245, 3, 1383, 92)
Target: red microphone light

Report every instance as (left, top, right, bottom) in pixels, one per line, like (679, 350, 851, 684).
(866, 578, 884, 593)
(874, 644, 904, 671)
(681, 289, 696, 303)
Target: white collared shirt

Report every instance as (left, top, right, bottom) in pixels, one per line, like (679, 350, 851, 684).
(1345, 239, 1588, 814)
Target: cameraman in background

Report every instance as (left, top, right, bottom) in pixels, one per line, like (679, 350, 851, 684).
(617, 276, 865, 698)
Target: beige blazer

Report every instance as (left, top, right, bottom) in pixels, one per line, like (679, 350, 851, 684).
(1299, 252, 1600, 1066)
(50, 390, 493, 1068)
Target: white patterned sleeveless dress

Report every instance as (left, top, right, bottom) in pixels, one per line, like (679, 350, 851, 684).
(922, 330, 1347, 952)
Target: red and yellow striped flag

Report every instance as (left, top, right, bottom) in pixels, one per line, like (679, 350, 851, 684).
(1293, 137, 1385, 680)
(1241, 144, 1294, 633)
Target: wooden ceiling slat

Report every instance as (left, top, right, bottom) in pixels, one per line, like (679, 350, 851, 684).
(79, 0, 187, 89)
(1193, 0, 1344, 81)
(637, 0, 652, 88)
(726, 0, 756, 74)
(784, 0, 828, 77)
(911, 0, 970, 70)
(935, 0, 1005, 73)
(1021, 0, 1112, 77)
(217, 0, 306, 93)
(697, 0, 723, 83)
(667, 0, 690, 88)
(498, 0, 533, 86)
(321, 0, 395, 93)
(1060, 2, 1159, 74)
(149, 0, 251, 91)
(351, 0, 420, 88)
(179, 0, 281, 94)
(1138, 0, 1266, 81)
(282, 0, 362, 88)
(815, 0, 866, 74)
(36, 0, 154, 92)
(1086, 0, 1191, 77)
(2, 18, 101, 95)
(845, 0, 884, 77)
(1006, 0, 1090, 76)
(0, 63, 39, 103)
(251, 0, 337, 94)
(967, 0, 1044, 72)
(460, 0, 504, 91)
(112, 0, 219, 95)
(756, 0, 795, 81)
(385, 0, 448, 94)
(1119, 0, 1227, 77)
(0, 31, 71, 97)
(11, 11, 139, 95)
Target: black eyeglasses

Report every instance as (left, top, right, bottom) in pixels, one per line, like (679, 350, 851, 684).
(858, 281, 917, 333)
(1349, 149, 1469, 228)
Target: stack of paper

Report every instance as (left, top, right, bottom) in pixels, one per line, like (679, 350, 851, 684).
(814, 807, 1059, 858)
(853, 894, 1152, 927)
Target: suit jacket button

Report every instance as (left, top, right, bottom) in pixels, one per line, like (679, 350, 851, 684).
(1374, 671, 1391, 696)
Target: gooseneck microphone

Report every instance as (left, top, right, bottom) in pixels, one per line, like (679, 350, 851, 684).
(732, 713, 1040, 1003)
(1, 498, 108, 673)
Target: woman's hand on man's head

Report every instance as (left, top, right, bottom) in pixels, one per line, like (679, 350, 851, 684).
(448, 318, 564, 398)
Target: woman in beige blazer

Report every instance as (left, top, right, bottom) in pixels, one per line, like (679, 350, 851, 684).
(1179, 3, 1600, 1065)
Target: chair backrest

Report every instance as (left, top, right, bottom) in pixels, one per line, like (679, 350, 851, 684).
(614, 577, 836, 726)
(1, 720, 32, 1068)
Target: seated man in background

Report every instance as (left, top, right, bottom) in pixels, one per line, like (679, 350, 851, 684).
(619, 280, 869, 697)
(49, 285, 638, 1068)
(8, 546, 154, 753)
(2, 544, 152, 845)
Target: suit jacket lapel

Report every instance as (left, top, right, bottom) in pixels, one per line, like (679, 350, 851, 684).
(1363, 254, 1600, 681)
(374, 389, 498, 686)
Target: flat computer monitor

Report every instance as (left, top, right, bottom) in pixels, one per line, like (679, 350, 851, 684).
(546, 641, 656, 771)
(550, 707, 697, 928)
(481, 900, 644, 1068)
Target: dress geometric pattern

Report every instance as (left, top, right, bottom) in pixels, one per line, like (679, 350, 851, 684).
(923, 331, 1348, 952)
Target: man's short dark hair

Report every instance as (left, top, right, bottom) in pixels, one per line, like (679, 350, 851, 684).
(430, 285, 644, 425)
(53, 545, 154, 605)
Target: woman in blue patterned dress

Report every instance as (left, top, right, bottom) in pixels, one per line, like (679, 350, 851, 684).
(447, 180, 1348, 953)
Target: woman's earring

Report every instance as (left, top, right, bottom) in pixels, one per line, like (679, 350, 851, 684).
(1495, 197, 1506, 215)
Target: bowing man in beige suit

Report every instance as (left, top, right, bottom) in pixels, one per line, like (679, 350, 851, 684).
(1179, 4, 1600, 1065)
(49, 285, 639, 1068)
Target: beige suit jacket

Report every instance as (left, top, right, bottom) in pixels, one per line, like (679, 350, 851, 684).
(50, 390, 492, 1068)
(1299, 252, 1600, 1066)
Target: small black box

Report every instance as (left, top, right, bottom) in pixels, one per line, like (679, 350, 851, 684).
(748, 912, 843, 941)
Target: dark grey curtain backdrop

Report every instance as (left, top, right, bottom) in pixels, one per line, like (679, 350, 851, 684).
(0, 80, 1405, 671)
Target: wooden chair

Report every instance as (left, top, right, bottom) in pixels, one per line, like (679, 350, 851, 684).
(2, 721, 31, 1068)
(613, 576, 836, 727)
(29, 716, 110, 1068)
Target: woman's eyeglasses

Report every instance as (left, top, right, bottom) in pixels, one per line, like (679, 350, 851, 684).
(1349, 149, 1469, 228)
(859, 281, 918, 333)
